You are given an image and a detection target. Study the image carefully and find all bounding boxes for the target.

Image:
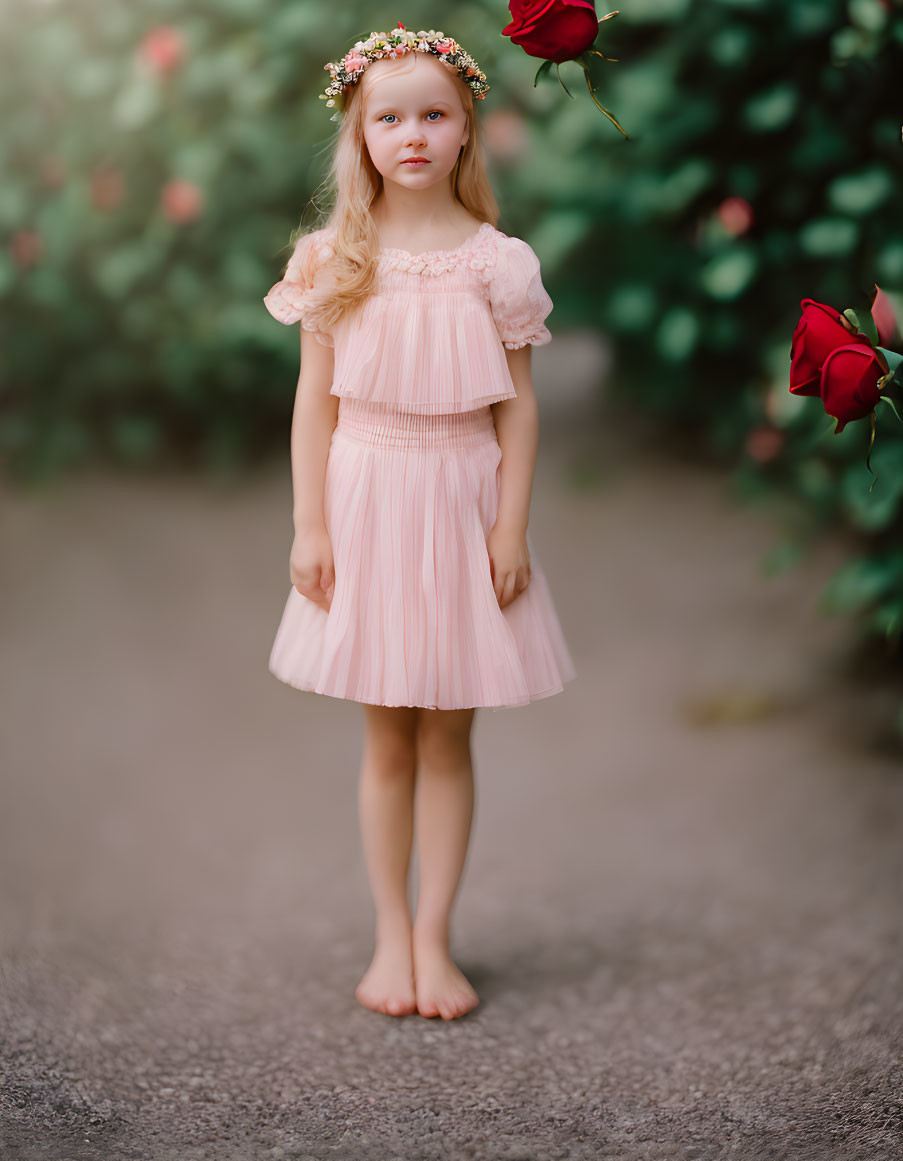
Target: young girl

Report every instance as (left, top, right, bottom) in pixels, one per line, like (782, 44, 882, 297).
(263, 24, 576, 1021)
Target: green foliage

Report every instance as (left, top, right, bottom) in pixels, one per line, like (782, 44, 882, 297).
(548, 0, 901, 711)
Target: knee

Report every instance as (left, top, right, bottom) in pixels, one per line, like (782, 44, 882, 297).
(416, 721, 471, 773)
(363, 730, 417, 779)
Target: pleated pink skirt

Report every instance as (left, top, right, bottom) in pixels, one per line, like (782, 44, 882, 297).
(268, 398, 577, 710)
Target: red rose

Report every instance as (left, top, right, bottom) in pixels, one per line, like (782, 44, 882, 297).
(501, 0, 600, 63)
(819, 345, 884, 433)
(789, 298, 883, 433)
(789, 298, 872, 397)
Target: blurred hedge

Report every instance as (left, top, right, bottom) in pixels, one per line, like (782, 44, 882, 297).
(3, 0, 901, 721)
(562, 0, 903, 703)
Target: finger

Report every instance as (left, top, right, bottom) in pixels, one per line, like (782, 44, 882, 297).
(293, 583, 329, 613)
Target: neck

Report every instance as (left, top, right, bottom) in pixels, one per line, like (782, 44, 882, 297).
(371, 177, 462, 233)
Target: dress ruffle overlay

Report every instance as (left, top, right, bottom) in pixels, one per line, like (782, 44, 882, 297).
(263, 220, 577, 710)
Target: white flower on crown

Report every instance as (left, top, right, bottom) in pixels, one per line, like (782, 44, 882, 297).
(320, 25, 490, 114)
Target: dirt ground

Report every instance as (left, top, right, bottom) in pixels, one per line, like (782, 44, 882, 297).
(2, 337, 902, 1160)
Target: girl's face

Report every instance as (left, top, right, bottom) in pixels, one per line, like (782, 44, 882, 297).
(361, 52, 470, 193)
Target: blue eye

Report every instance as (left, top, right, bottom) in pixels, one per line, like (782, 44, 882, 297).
(379, 112, 443, 124)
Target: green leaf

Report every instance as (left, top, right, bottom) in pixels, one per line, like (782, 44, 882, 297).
(534, 60, 554, 87)
(827, 167, 893, 216)
(841, 449, 903, 531)
(880, 395, 903, 423)
(743, 83, 798, 132)
(820, 557, 899, 614)
(868, 600, 903, 640)
(699, 247, 758, 300)
(799, 217, 859, 257)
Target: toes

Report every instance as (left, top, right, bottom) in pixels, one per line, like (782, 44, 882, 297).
(418, 991, 476, 1020)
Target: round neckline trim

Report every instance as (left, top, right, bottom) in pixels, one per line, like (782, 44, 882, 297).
(378, 221, 493, 260)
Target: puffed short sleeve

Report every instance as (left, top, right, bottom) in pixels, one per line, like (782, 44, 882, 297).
(487, 235, 554, 350)
(263, 229, 335, 348)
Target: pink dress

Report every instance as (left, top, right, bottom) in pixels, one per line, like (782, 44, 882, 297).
(263, 220, 577, 710)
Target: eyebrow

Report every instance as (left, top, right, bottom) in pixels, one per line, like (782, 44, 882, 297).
(371, 99, 454, 115)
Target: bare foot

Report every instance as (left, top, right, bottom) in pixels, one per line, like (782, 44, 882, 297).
(412, 938, 480, 1020)
(354, 934, 417, 1017)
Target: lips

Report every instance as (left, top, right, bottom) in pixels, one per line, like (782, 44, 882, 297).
(402, 158, 429, 165)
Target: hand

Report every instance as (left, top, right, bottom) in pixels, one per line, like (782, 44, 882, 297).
(290, 525, 335, 612)
(486, 523, 531, 609)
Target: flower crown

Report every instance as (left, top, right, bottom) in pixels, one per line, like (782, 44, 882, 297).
(320, 22, 490, 115)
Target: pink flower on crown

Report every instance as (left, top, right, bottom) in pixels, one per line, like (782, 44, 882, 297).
(435, 39, 455, 53)
(344, 52, 367, 72)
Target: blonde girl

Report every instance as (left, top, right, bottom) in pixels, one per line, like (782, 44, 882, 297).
(264, 25, 576, 1021)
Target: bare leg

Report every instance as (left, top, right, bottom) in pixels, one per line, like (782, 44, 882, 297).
(412, 707, 480, 1020)
(354, 704, 418, 1017)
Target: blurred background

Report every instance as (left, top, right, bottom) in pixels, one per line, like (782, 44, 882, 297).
(4, 0, 902, 724)
(2, 3, 903, 1160)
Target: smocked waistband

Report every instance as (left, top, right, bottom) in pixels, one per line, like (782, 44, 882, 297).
(334, 398, 498, 450)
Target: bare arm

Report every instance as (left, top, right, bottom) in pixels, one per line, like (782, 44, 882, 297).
(488, 344, 540, 608)
(291, 328, 338, 529)
(288, 328, 339, 611)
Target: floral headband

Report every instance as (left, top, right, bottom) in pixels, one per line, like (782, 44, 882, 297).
(320, 22, 490, 115)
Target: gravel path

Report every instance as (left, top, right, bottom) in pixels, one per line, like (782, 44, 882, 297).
(2, 341, 901, 1160)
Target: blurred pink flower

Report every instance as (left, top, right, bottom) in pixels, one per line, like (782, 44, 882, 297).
(161, 179, 203, 224)
(482, 109, 529, 162)
(139, 26, 186, 75)
(745, 424, 784, 463)
(871, 284, 901, 348)
(717, 196, 754, 236)
(90, 166, 125, 211)
(10, 230, 43, 269)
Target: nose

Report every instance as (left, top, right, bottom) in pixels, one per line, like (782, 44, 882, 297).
(404, 124, 427, 150)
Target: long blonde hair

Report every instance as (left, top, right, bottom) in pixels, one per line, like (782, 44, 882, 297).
(286, 52, 499, 332)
